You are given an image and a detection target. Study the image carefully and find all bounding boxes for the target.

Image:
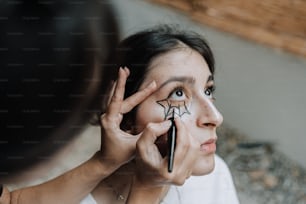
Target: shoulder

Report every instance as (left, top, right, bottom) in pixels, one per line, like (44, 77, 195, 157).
(184, 155, 233, 189)
(214, 154, 233, 177)
(80, 194, 97, 204)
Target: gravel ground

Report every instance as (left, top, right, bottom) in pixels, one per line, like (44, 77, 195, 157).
(217, 125, 306, 204)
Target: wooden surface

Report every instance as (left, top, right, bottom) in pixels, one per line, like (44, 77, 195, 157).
(149, 0, 306, 58)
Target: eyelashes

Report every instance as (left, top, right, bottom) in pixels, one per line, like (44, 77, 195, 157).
(167, 86, 188, 101)
(167, 84, 216, 101)
(204, 85, 216, 100)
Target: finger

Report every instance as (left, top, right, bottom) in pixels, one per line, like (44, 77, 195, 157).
(172, 118, 199, 176)
(121, 80, 157, 114)
(136, 120, 171, 167)
(156, 118, 189, 179)
(0, 185, 10, 204)
(107, 67, 129, 116)
(105, 80, 116, 106)
(137, 120, 171, 145)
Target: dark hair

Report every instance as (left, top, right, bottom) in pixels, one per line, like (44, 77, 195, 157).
(99, 25, 215, 130)
(0, 0, 119, 179)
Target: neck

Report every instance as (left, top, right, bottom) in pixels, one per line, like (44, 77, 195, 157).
(92, 161, 170, 203)
(92, 162, 136, 203)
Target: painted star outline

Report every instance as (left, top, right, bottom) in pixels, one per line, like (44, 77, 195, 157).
(156, 99, 191, 120)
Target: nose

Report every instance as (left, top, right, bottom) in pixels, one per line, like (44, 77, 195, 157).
(196, 98, 223, 128)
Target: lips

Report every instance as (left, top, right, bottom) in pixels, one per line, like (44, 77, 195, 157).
(200, 137, 217, 153)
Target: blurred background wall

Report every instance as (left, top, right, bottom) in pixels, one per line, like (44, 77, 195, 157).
(150, 0, 306, 58)
(128, 0, 306, 168)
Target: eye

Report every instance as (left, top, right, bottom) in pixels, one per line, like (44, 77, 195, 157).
(204, 85, 215, 99)
(168, 87, 187, 101)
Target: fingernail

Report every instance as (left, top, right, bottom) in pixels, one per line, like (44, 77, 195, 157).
(148, 81, 156, 89)
(0, 184, 3, 197)
(125, 67, 130, 74)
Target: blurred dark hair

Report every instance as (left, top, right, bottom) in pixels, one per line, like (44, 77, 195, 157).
(0, 0, 119, 178)
(98, 24, 215, 131)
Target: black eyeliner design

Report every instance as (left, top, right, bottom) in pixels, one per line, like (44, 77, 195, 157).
(157, 99, 191, 120)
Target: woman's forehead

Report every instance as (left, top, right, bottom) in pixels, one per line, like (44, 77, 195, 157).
(148, 47, 194, 70)
(144, 48, 211, 84)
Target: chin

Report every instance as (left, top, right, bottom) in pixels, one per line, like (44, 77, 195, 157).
(192, 154, 215, 176)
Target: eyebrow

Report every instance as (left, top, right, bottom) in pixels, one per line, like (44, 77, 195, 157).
(207, 75, 214, 83)
(158, 76, 195, 90)
(158, 75, 214, 90)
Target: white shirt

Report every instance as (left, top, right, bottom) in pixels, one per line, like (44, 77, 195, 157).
(80, 155, 239, 204)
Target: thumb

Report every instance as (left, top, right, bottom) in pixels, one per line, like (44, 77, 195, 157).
(137, 120, 172, 143)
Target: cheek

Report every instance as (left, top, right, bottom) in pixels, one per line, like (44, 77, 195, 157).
(178, 104, 196, 126)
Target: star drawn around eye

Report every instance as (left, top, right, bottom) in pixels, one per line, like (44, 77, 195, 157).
(157, 99, 191, 120)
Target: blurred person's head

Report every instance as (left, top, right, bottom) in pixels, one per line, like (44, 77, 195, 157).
(0, 0, 119, 179)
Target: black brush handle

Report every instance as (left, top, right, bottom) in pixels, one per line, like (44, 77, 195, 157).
(168, 117, 176, 173)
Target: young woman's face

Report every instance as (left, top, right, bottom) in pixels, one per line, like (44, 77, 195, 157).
(135, 47, 223, 175)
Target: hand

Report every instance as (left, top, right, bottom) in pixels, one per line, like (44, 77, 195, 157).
(98, 67, 157, 168)
(0, 186, 11, 204)
(135, 117, 200, 187)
